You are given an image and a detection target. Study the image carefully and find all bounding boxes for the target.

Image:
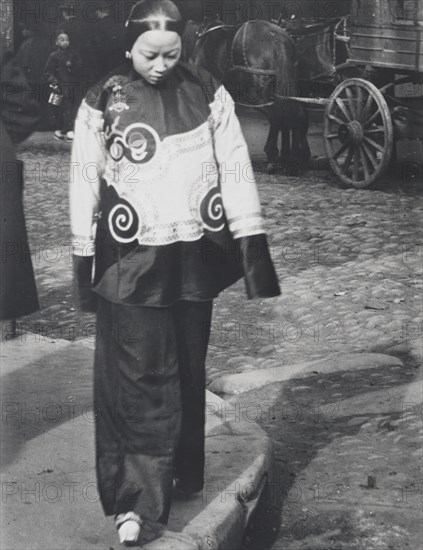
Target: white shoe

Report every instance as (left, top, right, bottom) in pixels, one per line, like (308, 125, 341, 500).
(115, 512, 142, 545)
(118, 521, 140, 544)
(66, 131, 74, 142)
(54, 130, 65, 141)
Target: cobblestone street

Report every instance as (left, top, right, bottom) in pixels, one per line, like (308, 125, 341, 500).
(15, 119, 422, 374)
(13, 117, 422, 548)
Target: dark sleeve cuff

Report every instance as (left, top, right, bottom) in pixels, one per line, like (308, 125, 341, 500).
(237, 234, 281, 299)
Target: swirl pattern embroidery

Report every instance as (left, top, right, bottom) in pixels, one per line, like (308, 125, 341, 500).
(108, 198, 140, 243)
(106, 122, 160, 165)
(200, 187, 225, 232)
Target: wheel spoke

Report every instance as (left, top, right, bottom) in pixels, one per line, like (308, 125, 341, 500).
(363, 109, 382, 128)
(359, 146, 370, 179)
(334, 143, 349, 159)
(360, 92, 373, 122)
(364, 128, 385, 135)
(328, 113, 345, 125)
(343, 148, 354, 170)
(356, 85, 364, 119)
(335, 97, 351, 121)
(362, 141, 379, 170)
(325, 133, 339, 139)
(345, 87, 357, 119)
(363, 136, 385, 153)
(353, 149, 360, 181)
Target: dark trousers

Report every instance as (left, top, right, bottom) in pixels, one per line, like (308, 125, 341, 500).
(94, 297, 213, 524)
(60, 96, 77, 133)
(48, 96, 77, 134)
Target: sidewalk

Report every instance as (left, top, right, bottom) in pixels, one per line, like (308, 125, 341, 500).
(2, 332, 422, 549)
(0, 333, 272, 550)
(220, 342, 423, 550)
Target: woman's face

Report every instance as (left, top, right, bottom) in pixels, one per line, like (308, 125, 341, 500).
(131, 30, 181, 85)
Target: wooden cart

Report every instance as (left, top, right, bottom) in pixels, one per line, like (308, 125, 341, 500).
(322, 0, 423, 188)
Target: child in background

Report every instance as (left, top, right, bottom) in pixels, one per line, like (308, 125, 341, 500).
(44, 31, 81, 142)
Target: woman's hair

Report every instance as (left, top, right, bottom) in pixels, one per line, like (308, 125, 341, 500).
(125, 0, 185, 52)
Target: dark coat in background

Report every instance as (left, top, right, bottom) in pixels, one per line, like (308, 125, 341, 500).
(89, 14, 126, 81)
(14, 34, 51, 88)
(0, 59, 40, 320)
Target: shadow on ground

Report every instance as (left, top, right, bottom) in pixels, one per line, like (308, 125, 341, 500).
(239, 344, 421, 550)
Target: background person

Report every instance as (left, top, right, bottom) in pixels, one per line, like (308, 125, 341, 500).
(0, 57, 40, 337)
(14, 21, 51, 128)
(88, 0, 126, 81)
(44, 30, 82, 141)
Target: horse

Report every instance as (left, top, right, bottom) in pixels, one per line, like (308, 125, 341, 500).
(188, 20, 311, 171)
(180, 18, 224, 63)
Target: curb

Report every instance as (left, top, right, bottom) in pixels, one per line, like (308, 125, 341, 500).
(1, 335, 274, 550)
(208, 351, 405, 395)
(146, 391, 274, 550)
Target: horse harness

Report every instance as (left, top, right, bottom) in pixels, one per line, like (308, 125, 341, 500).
(197, 21, 284, 108)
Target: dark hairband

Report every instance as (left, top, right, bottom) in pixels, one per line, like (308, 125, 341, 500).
(127, 19, 185, 35)
(125, 19, 185, 51)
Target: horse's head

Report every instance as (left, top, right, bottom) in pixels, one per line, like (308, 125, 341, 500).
(181, 18, 227, 63)
(180, 20, 200, 62)
(192, 26, 234, 80)
(277, 14, 306, 33)
(225, 21, 297, 106)
(201, 15, 224, 29)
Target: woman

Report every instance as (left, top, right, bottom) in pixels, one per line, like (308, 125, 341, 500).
(70, 0, 280, 545)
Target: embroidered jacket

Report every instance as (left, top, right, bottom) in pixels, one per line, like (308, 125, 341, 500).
(70, 62, 280, 305)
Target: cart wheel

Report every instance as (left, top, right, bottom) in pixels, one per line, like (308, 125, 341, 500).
(323, 78, 393, 188)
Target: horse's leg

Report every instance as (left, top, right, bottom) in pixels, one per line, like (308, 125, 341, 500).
(286, 126, 304, 176)
(300, 133, 311, 167)
(291, 126, 301, 164)
(289, 106, 311, 169)
(264, 122, 280, 164)
(280, 127, 290, 168)
(299, 107, 311, 166)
